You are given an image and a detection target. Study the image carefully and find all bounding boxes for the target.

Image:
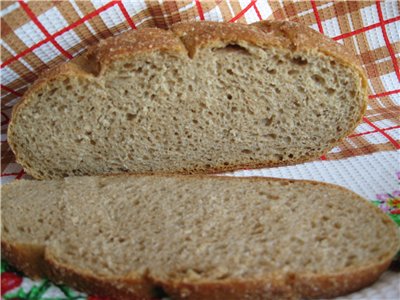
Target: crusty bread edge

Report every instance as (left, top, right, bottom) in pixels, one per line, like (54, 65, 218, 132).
(43, 248, 153, 300)
(158, 259, 393, 300)
(1, 241, 47, 279)
(7, 21, 368, 179)
(5, 241, 395, 300)
(2, 175, 398, 299)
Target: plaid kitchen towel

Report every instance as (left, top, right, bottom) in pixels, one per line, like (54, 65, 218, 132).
(1, 1, 399, 300)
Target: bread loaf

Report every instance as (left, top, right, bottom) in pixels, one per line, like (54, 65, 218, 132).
(2, 175, 398, 299)
(8, 21, 367, 179)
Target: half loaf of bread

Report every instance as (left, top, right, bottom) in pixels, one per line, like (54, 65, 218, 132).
(2, 175, 398, 299)
(8, 21, 367, 179)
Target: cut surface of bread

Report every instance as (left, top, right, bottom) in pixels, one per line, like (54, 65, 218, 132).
(8, 21, 367, 179)
(1, 175, 398, 300)
(1, 179, 64, 277)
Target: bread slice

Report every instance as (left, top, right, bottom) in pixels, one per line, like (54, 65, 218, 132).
(7, 21, 367, 179)
(1, 175, 398, 299)
(1, 179, 64, 277)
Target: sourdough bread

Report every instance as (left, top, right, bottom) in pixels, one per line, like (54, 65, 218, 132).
(7, 21, 367, 179)
(2, 175, 398, 299)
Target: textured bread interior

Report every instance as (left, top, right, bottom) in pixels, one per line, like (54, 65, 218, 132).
(1, 180, 64, 244)
(10, 42, 363, 179)
(2, 176, 398, 288)
(53, 176, 397, 280)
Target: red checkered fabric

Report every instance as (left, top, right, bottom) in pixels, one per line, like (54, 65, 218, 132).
(1, 0, 399, 178)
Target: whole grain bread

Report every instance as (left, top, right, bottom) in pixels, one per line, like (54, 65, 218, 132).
(7, 21, 367, 179)
(2, 175, 398, 300)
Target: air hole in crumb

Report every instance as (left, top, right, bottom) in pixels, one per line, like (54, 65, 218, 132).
(262, 116, 274, 126)
(292, 56, 308, 65)
(265, 133, 277, 139)
(241, 149, 252, 154)
(126, 113, 137, 121)
(227, 69, 234, 75)
(327, 88, 336, 95)
(214, 44, 250, 56)
(321, 216, 329, 221)
(267, 69, 277, 75)
(226, 94, 233, 100)
(49, 88, 58, 96)
(283, 136, 291, 143)
(268, 194, 280, 200)
(297, 86, 305, 93)
(288, 69, 299, 75)
(311, 74, 325, 85)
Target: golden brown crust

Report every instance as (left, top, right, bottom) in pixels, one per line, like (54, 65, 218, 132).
(171, 21, 284, 58)
(6, 247, 394, 300)
(1, 241, 46, 279)
(87, 27, 186, 68)
(252, 20, 361, 70)
(295, 261, 392, 299)
(158, 260, 393, 300)
(157, 275, 299, 300)
(44, 249, 153, 300)
(8, 21, 368, 180)
(2, 175, 399, 299)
